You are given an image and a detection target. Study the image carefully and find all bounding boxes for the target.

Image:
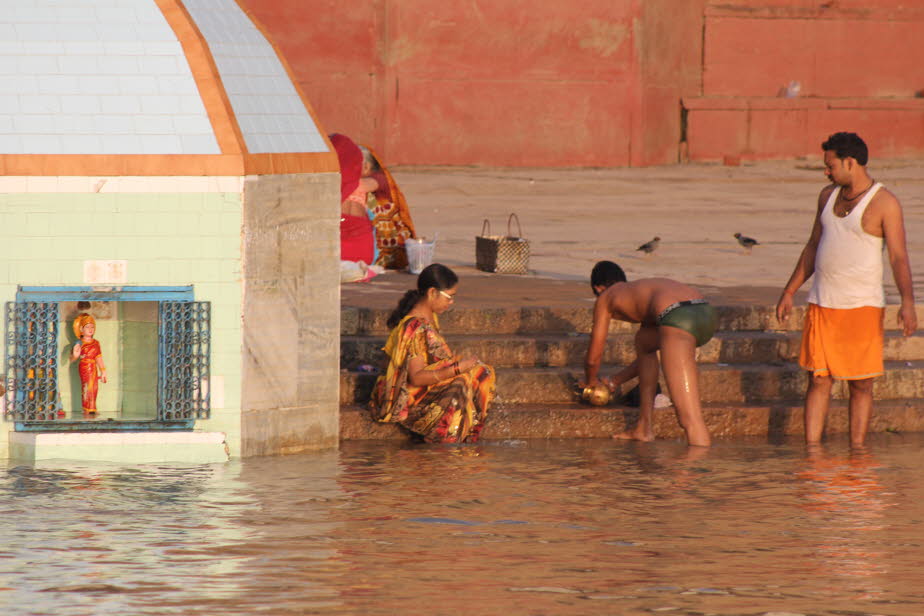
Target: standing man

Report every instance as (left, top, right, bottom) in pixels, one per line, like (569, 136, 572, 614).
(777, 132, 916, 446)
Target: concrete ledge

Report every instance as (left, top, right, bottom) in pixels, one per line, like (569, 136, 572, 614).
(341, 402, 924, 441)
(342, 304, 924, 337)
(341, 361, 924, 406)
(683, 98, 924, 161)
(10, 431, 230, 464)
(704, 4, 924, 20)
(683, 96, 924, 112)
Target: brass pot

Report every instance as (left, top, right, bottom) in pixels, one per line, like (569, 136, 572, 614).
(582, 384, 612, 406)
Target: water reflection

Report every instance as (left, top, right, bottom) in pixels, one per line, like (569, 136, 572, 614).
(1, 435, 923, 615)
(797, 445, 892, 598)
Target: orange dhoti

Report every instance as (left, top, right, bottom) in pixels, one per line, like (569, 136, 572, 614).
(799, 303, 884, 380)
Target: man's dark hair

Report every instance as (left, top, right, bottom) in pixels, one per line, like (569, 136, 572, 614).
(591, 261, 626, 295)
(821, 132, 868, 166)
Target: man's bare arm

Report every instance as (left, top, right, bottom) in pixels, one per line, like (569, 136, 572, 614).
(584, 297, 612, 385)
(607, 359, 639, 390)
(880, 192, 917, 336)
(777, 188, 829, 322)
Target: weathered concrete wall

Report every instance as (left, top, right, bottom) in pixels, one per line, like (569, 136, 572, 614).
(241, 0, 924, 167)
(0, 182, 244, 460)
(240, 172, 341, 456)
(684, 1, 924, 162)
(240, 0, 701, 167)
(636, 0, 705, 166)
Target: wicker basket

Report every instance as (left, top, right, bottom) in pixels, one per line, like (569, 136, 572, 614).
(475, 214, 530, 274)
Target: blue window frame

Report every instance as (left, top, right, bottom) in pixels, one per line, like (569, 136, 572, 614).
(3, 286, 210, 430)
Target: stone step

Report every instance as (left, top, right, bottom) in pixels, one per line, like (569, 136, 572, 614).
(340, 400, 924, 441)
(342, 304, 924, 336)
(341, 330, 924, 370)
(340, 361, 924, 405)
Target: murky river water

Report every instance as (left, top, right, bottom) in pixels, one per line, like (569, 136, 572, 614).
(3, 434, 924, 616)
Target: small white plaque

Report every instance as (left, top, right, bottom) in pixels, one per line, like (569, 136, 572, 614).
(83, 260, 128, 284)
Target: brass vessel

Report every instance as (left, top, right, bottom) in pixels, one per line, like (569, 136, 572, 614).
(581, 384, 612, 406)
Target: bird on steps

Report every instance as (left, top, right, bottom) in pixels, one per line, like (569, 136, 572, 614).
(636, 236, 660, 255)
(734, 232, 759, 254)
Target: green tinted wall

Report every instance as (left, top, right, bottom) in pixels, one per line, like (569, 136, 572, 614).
(0, 191, 243, 459)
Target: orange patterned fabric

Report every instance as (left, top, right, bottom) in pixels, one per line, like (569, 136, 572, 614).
(363, 145, 417, 269)
(370, 316, 494, 443)
(799, 303, 884, 380)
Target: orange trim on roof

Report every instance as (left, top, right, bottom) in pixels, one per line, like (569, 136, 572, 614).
(230, 0, 335, 155)
(0, 154, 338, 177)
(155, 0, 245, 155)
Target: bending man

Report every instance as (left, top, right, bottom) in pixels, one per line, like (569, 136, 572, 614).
(584, 261, 716, 447)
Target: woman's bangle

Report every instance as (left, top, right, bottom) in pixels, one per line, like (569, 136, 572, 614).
(453, 362, 461, 376)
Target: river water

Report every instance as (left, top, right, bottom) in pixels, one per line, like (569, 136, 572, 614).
(2, 434, 923, 616)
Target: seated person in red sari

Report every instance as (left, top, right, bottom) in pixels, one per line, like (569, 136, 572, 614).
(359, 145, 417, 269)
(70, 313, 107, 414)
(331, 133, 375, 265)
(370, 264, 495, 443)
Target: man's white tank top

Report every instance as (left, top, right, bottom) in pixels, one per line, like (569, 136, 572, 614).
(807, 182, 885, 308)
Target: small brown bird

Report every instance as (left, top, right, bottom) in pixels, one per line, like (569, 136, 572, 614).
(734, 232, 759, 254)
(636, 236, 660, 255)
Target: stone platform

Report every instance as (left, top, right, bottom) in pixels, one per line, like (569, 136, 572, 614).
(9, 431, 230, 464)
(341, 275, 924, 442)
(339, 162, 924, 443)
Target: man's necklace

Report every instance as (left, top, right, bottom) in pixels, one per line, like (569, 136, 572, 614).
(842, 180, 874, 201)
(838, 179, 875, 216)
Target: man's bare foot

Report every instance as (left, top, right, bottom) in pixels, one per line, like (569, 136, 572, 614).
(612, 429, 654, 442)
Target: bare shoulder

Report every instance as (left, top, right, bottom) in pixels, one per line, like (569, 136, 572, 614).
(593, 290, 618, 322)
(818, 183, 837, 207)
(870, 185, 901, 210)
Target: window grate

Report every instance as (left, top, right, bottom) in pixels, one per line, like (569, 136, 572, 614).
(3, 302, 63, 421)
(158, 301, 211, 420)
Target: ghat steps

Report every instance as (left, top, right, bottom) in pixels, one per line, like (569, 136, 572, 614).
(340, 304, 924, 441)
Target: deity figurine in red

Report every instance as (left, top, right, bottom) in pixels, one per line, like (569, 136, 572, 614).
(71, 313, 107, 414)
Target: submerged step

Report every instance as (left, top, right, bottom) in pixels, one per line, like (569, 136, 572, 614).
(340, 400, 924, 441)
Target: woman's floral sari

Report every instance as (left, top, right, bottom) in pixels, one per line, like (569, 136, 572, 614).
(362, 145, 417, 269)
(370, 315, 495, 443)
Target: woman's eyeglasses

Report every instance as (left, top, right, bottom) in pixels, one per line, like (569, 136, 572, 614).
(439, 290, 455, 301)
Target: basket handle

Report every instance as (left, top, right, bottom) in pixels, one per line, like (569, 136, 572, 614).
(507, 213, 523, 238)
(481, 219, 491, 236)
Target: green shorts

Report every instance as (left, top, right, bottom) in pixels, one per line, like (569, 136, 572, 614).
(657, 299, 717, 347)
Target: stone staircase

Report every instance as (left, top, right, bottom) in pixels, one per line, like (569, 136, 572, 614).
(340, 304, 924, 441)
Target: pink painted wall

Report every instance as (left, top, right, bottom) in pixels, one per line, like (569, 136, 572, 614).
(239, 0, 703, 167)
(686, 0, 924, 162)
(239, 0, 924, 167)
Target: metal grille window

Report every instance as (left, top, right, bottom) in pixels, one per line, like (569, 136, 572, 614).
(159, 301, 211, 421)
(4, 302, 62, 421)
(3, 287, 210, 429)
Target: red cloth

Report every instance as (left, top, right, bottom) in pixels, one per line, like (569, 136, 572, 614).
(78, 339, 102, 412)
(340, 214, 374, 263)
(329, 133, 362, 203)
